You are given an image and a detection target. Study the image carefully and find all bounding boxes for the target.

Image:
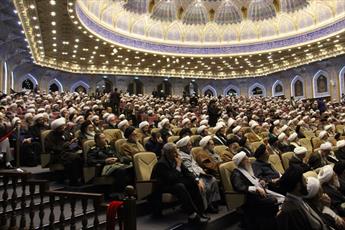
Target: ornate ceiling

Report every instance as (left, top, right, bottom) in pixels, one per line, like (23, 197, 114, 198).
(12, 0, 345, 79)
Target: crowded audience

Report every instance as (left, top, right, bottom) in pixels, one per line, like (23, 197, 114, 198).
(3, 88, 345, 227)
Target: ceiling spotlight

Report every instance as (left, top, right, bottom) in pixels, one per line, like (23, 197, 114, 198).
(50, 0, 56, 5)
(51, 12, 56, 16)
(29, 4, 35, 9)
(113, 48, 118, 54)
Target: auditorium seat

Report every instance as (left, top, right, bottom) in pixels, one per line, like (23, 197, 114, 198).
(115, 139, 127, 155)
(311, 137, 322, 150)
(143, 136, 151, 146)
(259, 131, 269, 139)
(172, 127, 181, 136)
(336, 124, 345, 134)
(304, 130, 316, 140)
(281, 152, 294, 170)
(103, 129, 122, 144)
(133, 152, 176, 204)
(249, 141, 264, 153)
(299, 138, 313, 159)
(40, 130, 52, 168)
(219, 161, 245, 210)
(74, 130, 81, 139)
(167, 136, 180, 143)
(151, 128, 161, 134)
(268, 154, 285, 174)
(82, 140, 96, 183)
(245, 132, 261, 143)
(214, 145, 233, 162)
(191, 147, 202, 159)
(190, 135, 201, 147)
(133, 152, 158, 200)
(191, 127, 197, 135)
(41, 130, 64, 171)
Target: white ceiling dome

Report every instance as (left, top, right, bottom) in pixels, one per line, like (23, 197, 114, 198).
(182, 0, 210, 25)
(215, 0, 243, 25)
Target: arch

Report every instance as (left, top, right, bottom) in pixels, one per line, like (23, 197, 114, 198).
(70, 80, 90, 93)
(22, 79, 34, 90)
(223, 84, 240, 96)
(128, 78, 144, 95)
(202, 85, 217, 97)
(20, 73, 38, 87)
(339, 66, 345, 98)
(248, 83, 266, 96)
(272, 80, 284, 97)
(313, 70, 330, 98)
(291, 75, 305, 99)
(47, 78, 63, 92)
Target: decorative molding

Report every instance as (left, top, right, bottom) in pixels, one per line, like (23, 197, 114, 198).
(202, 85, 217, 96)
(339, 66, 345, 97)
(291, 75, 305, 99)
(272, 80, 284, 97)
(312, 70, 330, 98)
(248, 83, 266, 96)
(223, 84, 240, 95)
(70, 80, 90, 92)
(47, 78, 64, 92)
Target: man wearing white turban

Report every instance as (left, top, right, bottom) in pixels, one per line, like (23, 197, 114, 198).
(309, 142, 338, 170)
(193, 136, 222, 179)
(45, 117, 82, 185)
(177, 136, 221, 214)
(231, 151, 284, 230)
(319, 165, 345, 216)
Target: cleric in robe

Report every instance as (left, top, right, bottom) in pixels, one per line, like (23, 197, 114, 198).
(230, 151, 284, 230)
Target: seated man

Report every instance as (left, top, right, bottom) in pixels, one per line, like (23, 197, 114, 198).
(137, 121, 150, 144)
(159, 118, 172, 144)
(335, 140, 345, 162)
(145, 131, 164, 158)
(318, 165, 345, 217)
(309, 142, 338, 170)
(276, 133, 294, 153)
(45, 117, 82, 186)
(121, 126, 145, 157)
(194, 136, 222, 179)
(177, 136, 221, 213)
(304, 177, 345, 230)
(277, 165, 328, 230)
(289, 146, 311, 172)
(151, 143, 208, 224)
(87, 133, 132, 192)
(252, 144, 281, 190)
(231, 151, 284, 230)
(213, 124, 228, 146)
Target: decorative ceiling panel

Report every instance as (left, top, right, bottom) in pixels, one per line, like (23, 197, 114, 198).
(13, 0, 345, 79)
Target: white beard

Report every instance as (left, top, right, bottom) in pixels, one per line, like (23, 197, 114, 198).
(244, 163, 254, 177)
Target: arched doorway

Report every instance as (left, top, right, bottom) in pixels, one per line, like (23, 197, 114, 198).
(75, 85, 87, 94)
(157, 80, 172, 97)
(184, 81, 198, 97)
(204, 89, 214, 97)
(128, 79, 144, 95)
(248, 83, 266, 96)
(96, 78, 113, 94)
(227, 89, 238, 96)
(22, 79, 34, 90)
(49, 83, 59, 92)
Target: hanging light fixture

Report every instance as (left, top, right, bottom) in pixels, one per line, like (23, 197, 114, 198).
(248, 0, 276, 21)
(151, 0, 177, 22)
(215, 0, 242, 25)
(182, 0, 209, 25)
(280, 0, 309, 13)
(124, 0, 149, 14)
